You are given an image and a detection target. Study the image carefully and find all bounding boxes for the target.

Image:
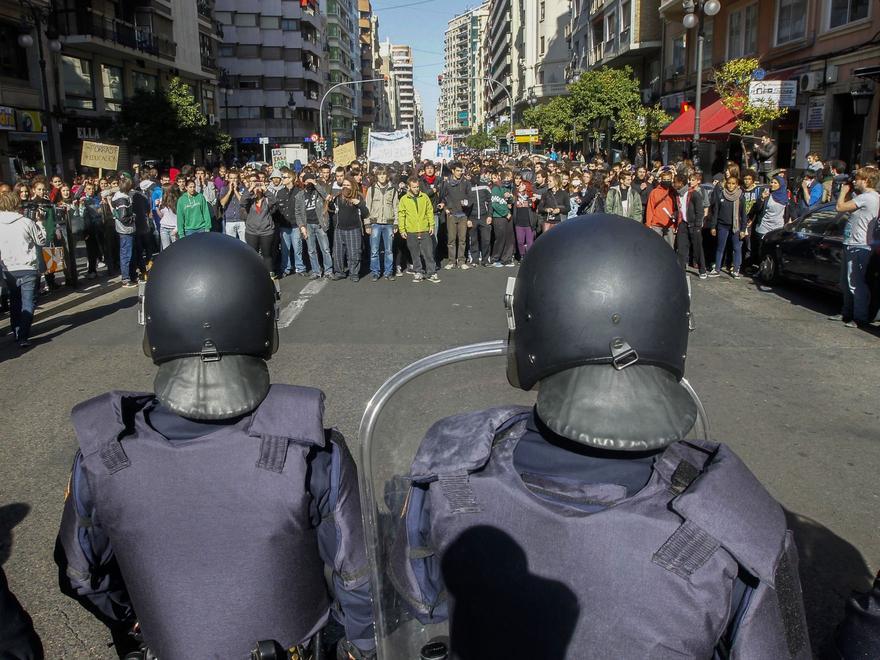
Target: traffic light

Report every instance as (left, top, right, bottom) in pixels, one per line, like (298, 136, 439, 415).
(680, 101, 692, 114)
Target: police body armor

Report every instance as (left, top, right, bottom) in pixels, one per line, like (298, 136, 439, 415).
(392, 406, 809, 660)
(71, 385, 333, 659)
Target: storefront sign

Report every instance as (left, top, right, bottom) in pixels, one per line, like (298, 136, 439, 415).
(0, 107, 15, 131)
(806, 96, 826, 132)
(77, 126, 101, 140)
(18, 110, 44, 133)
(81, 141, 120, 170)
(748, 80, 798, 109)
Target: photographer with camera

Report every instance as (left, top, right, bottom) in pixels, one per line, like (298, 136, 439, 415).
(242, 173, 278, 277)
(833, 166, 880, 328)
(755, 134, 777, 183)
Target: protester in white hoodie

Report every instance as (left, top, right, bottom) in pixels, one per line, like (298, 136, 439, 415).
(0, 191, 46, 347)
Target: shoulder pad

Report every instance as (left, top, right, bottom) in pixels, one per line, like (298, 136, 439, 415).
(70, 391, 153, 457)
(672, 443, 787, 586)
(247, 384, 327, 447)
(409, 406, 530, 482)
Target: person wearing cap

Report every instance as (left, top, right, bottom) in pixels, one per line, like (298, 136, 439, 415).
(389, 215, 810, 660)
(55, 233, 375, 659)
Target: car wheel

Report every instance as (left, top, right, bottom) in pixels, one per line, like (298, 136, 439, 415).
(759, 251, 780, 284)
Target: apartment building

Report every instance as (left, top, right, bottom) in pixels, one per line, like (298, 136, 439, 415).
(570, 0, 662, 100)
(388, 42, 418, 138)
(659, 0, 879, 168)
(215, 0, 324, 158)
(321, 0, 360, 145)
(0, 0, 220, 175)
(358, 0, 376, 147)
(378, 40, 399, 128)
(482, 0, 521, 130)
(520, 0, 571, 108)
(371, 16, 393, 130)
(440, 4, 489, 140)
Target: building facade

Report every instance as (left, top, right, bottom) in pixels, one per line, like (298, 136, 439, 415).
(658, 0, 879, 169)
(388, 42, 418, 139)
(439, 4, 489, 141)
(215, 0, 324, 160)
(519, 0, 571, 111)
(322, 0, 360, 146)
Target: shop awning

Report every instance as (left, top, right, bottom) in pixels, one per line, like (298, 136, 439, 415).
(660, 99, 739, 142)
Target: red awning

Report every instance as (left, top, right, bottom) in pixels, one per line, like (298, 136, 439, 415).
(660, 99, 739, 142)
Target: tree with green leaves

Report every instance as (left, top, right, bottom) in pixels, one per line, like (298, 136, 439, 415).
(522, 96, 574, 147)
(464, 130, 494, 150)
(114, 77, 232, 164)
(714, 58, 789, 137)
(568, 66, 643, 145)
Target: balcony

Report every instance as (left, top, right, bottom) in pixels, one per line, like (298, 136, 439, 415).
(201, 53, 217, 71)
(197, 0, 213, 20)
(56, 9, 176, 60)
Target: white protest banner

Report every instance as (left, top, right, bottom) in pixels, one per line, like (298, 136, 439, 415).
(368, 130, 414, 164)
(419, 140, 439, 162)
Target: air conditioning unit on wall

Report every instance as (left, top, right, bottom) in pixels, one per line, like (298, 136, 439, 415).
(799, 72, 823, 92)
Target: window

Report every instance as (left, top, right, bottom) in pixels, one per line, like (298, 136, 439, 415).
(540, 0, 545, 21)
(539, 69, 545, 84)
(260, 15, 281, 29)
(281, 18, 300, 31)
(796, 210, 837, 234)
(201, 86, 214, 116)
(236, 44, 260, 58)
(219, 44, 234, 57)
(620, 1, 631, 42)
(727, 4, 757, 58)
(261, 46, 282, 59)
(829, 0, 869, 28)
(540, 36, 545, 55)
(606, 12, 617, 43)
(133, 71, 157, 93)
(776, 0, 807, 43)
(62, 56, 95, 110)
(263, 77, 283, 90)
(0, 22, 28, 79)
(232, 13, 257, 27)
(671, 35, 686, 74)
(239, 77, 262, 89)
(101, 64, 123, 112)
(702, 18, 714, 67)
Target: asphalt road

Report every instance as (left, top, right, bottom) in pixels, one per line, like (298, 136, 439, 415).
(1, 262, 878, 658)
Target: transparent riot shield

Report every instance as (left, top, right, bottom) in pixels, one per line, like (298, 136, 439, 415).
(358, 340, 711, 660)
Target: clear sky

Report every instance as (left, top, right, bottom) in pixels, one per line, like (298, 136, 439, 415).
(371, 0, 482, 133)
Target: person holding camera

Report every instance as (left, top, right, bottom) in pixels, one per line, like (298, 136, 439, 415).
(833, 166, 880, 328)
(241, 174, 278, 277)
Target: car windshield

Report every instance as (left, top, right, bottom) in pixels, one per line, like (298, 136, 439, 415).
(796, 210, 837, 235)
(823, 213, 850, 239)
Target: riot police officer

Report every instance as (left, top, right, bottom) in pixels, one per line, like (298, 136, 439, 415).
(55, 233, 374, 659)
(385, 215, 811, 659)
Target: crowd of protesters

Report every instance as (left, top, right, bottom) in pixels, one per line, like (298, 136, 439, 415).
(1, 143, 878, 349)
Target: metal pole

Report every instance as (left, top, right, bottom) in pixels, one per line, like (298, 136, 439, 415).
(692, 19, 704, 169)
(32, 8, 57, 176)
(319, 78, 386, 146)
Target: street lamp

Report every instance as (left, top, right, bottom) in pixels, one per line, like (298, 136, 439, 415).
(527, 89, 537, 154)
(851, 87, 873, 116)
(682, 0, 721, 169)
(287, 91, 297, 143)
(17, 0, 62, 176)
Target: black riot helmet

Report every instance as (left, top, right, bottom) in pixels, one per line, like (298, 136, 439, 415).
(143, 233, 278, 420)
(505, 215, 696, 451)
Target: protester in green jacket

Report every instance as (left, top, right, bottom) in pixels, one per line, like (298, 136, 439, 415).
(398, 176, 439, 282)
(175, 178, 212, 237)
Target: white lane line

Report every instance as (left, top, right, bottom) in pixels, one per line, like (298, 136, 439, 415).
(277, 278, 327, 328)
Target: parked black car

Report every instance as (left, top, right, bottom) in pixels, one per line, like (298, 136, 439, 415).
(758, 202, 880, 318)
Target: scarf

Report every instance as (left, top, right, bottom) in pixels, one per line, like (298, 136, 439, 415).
(771, 176, 788, 205)
(721, 186, 743, 232)
(423, 174, 437, 185)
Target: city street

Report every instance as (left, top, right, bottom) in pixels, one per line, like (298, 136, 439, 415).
(1, 265, 878, 658)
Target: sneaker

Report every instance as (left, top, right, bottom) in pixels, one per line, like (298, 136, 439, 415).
(385, 274, 396, 281)
(350, 276, 360, 283)
(396, 266, 403, 275)
(698, 272, 708, 280)
(505, 262, 516, 268)
(707, 269, 721, 278)
(492, 262, 504, 268)
(427, 274, 441, 283)
(297, 271, 309, 277)
(309, 272, 320, 280)
(323, 272, 333, 279)
(732, 270, 742, 279)
(827, 314, 844, 321)
(371, 273, 380, 282)
(444, 263, 455, 270)
(18, 339, 31, 348)
(460, 263, 470, 270)
(330, 273, 346, 281)
(413, 273, 424, 282)
(843, 321, 858, 328)
(282, 271, 292, 278)
(122, 280, 137, 288)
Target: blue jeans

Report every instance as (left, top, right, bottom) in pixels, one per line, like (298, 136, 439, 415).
(279, 226, 305, 274)
(4, 270, 38, 342)
(305, 224, 333, 275)
(370, 224, 395, 276)
(840, 245, 871, 323)
(159, 227, 176, 250)
(714, 226, 743, 272)
(183, 227, 208, 237)
(119, 233, 135, 282)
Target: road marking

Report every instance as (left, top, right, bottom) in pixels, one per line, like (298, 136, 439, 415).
(278, 279, 327, 328)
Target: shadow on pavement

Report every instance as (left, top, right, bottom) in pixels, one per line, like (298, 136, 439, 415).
(785, 509, 873, 659)
(0, 503, 30, 567)
(0, 296, 138, 364)
(750, 278, 841, 317)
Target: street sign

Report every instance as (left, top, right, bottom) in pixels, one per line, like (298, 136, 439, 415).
(753, 68, 766, 81)
(259, 136, 270, 145)
(515, 128, 539, 136)
(748, 80, 798, 109)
